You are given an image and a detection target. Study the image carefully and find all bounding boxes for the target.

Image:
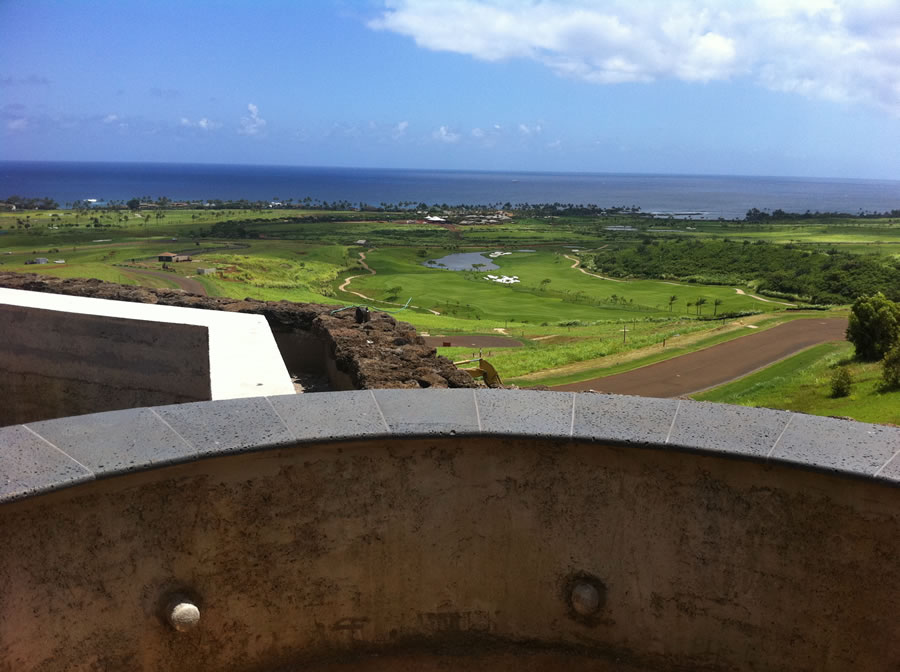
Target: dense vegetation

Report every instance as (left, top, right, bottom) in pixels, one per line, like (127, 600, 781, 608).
(585, 238, 900, 304)
(847, 293, 900, 361)
(3, 195, 59, 210)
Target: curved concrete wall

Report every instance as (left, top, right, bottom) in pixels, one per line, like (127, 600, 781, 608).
(1, 391, 898, 671)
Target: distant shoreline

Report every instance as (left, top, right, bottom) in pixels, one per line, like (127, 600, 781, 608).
(2, 161, 898, 220)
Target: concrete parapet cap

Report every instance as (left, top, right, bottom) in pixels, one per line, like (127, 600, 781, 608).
(1, 390, 898, 503)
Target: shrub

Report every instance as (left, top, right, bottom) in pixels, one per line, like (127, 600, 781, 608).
(830, 367, 853, 398)
(882, 343, 900, 390)
(846, 293, 900, 361)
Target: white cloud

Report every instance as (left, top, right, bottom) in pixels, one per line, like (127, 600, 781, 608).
(392, 120, 409, 139)
(518, 123, 542, 136)
(371, 0, 900, 113)
(102, 114, 119, 124)
(239, 103, 267, 136)
(0, 75, 50, 87)
(328, 122, 361, 138)
(6, 118, 28, 131)
(181, 116, 222, 130)
(433, 125, 461, 143)
(471, 124, 505, 147)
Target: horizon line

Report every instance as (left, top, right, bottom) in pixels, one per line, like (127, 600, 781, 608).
(2, 159, 898, 185)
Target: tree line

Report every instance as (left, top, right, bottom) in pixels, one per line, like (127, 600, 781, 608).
(3, 195, 59, 210)
(585, 238, 900, 304)
(745, 207, 900, 222)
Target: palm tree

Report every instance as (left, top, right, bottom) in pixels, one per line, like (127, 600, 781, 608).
(713, 298, 723, 316)
(668, 295, 678, 312)
(696, 297, 707, 315)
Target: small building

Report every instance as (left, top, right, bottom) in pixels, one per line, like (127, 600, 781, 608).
(53, 260, 66, 264)
(158, 253, 192, 263)
(34, 258, 48, 264)
(197, 268, 218, 275)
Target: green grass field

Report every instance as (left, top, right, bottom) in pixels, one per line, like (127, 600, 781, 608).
(349, 246, 767, 323)
(694, 341, 900, 424)
(4, 206, 899, 424)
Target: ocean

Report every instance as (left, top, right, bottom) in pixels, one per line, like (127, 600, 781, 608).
(2, 161, 899, 220)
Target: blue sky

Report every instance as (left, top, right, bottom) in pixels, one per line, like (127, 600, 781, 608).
(2, 0, 900, 179)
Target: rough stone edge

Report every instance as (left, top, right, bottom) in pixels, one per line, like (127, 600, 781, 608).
(0, 272, 476, 391)
(2, 390, 898, 505)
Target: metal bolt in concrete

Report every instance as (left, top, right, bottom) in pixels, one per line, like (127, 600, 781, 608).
(167, 600, 201, 632)
(570, 581, 601, 616)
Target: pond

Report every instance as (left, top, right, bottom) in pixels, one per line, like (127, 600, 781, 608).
(422, 252, 499, 271)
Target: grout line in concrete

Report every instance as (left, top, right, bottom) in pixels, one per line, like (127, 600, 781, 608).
(873, 447, 900, 478)
(664, 400, 681, 444)
(22, 424, 94, 474)
(369, 389, 391, 433)
(767, 414, 795, 460)
(569, 393, 576, 437)
(473, 389, 482, 432)
(264, 397, 296, 441)
(149, 408, 197, 454)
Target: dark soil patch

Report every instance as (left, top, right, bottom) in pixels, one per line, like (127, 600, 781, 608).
(554, 318, 849, 397)
(424, 335, 523, 348)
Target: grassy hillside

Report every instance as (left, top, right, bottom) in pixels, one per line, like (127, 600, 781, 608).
(694, 341, 900, 425)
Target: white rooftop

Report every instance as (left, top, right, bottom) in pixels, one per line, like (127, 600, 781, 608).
(0, 288, 294, 400)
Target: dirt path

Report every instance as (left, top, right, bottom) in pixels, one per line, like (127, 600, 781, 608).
(339, 250, 440, 315)
(734, 287, 796, 307)
(553, 317, 848, 397)
(124, 268, 207, 295)
(338, 250, 376, 300)
(564, 255, 625, 282)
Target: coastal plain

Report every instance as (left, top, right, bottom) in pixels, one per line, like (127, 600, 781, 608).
(1, 205, 898, 423)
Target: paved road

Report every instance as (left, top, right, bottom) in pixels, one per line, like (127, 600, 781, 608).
(553, 318, 848, 397)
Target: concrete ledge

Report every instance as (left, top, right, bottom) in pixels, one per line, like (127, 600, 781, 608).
(0, 287, 294, 414)
(2, 391, 898, 502)
(0, 272, 477, 391)
(1, 390, 898, 672)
